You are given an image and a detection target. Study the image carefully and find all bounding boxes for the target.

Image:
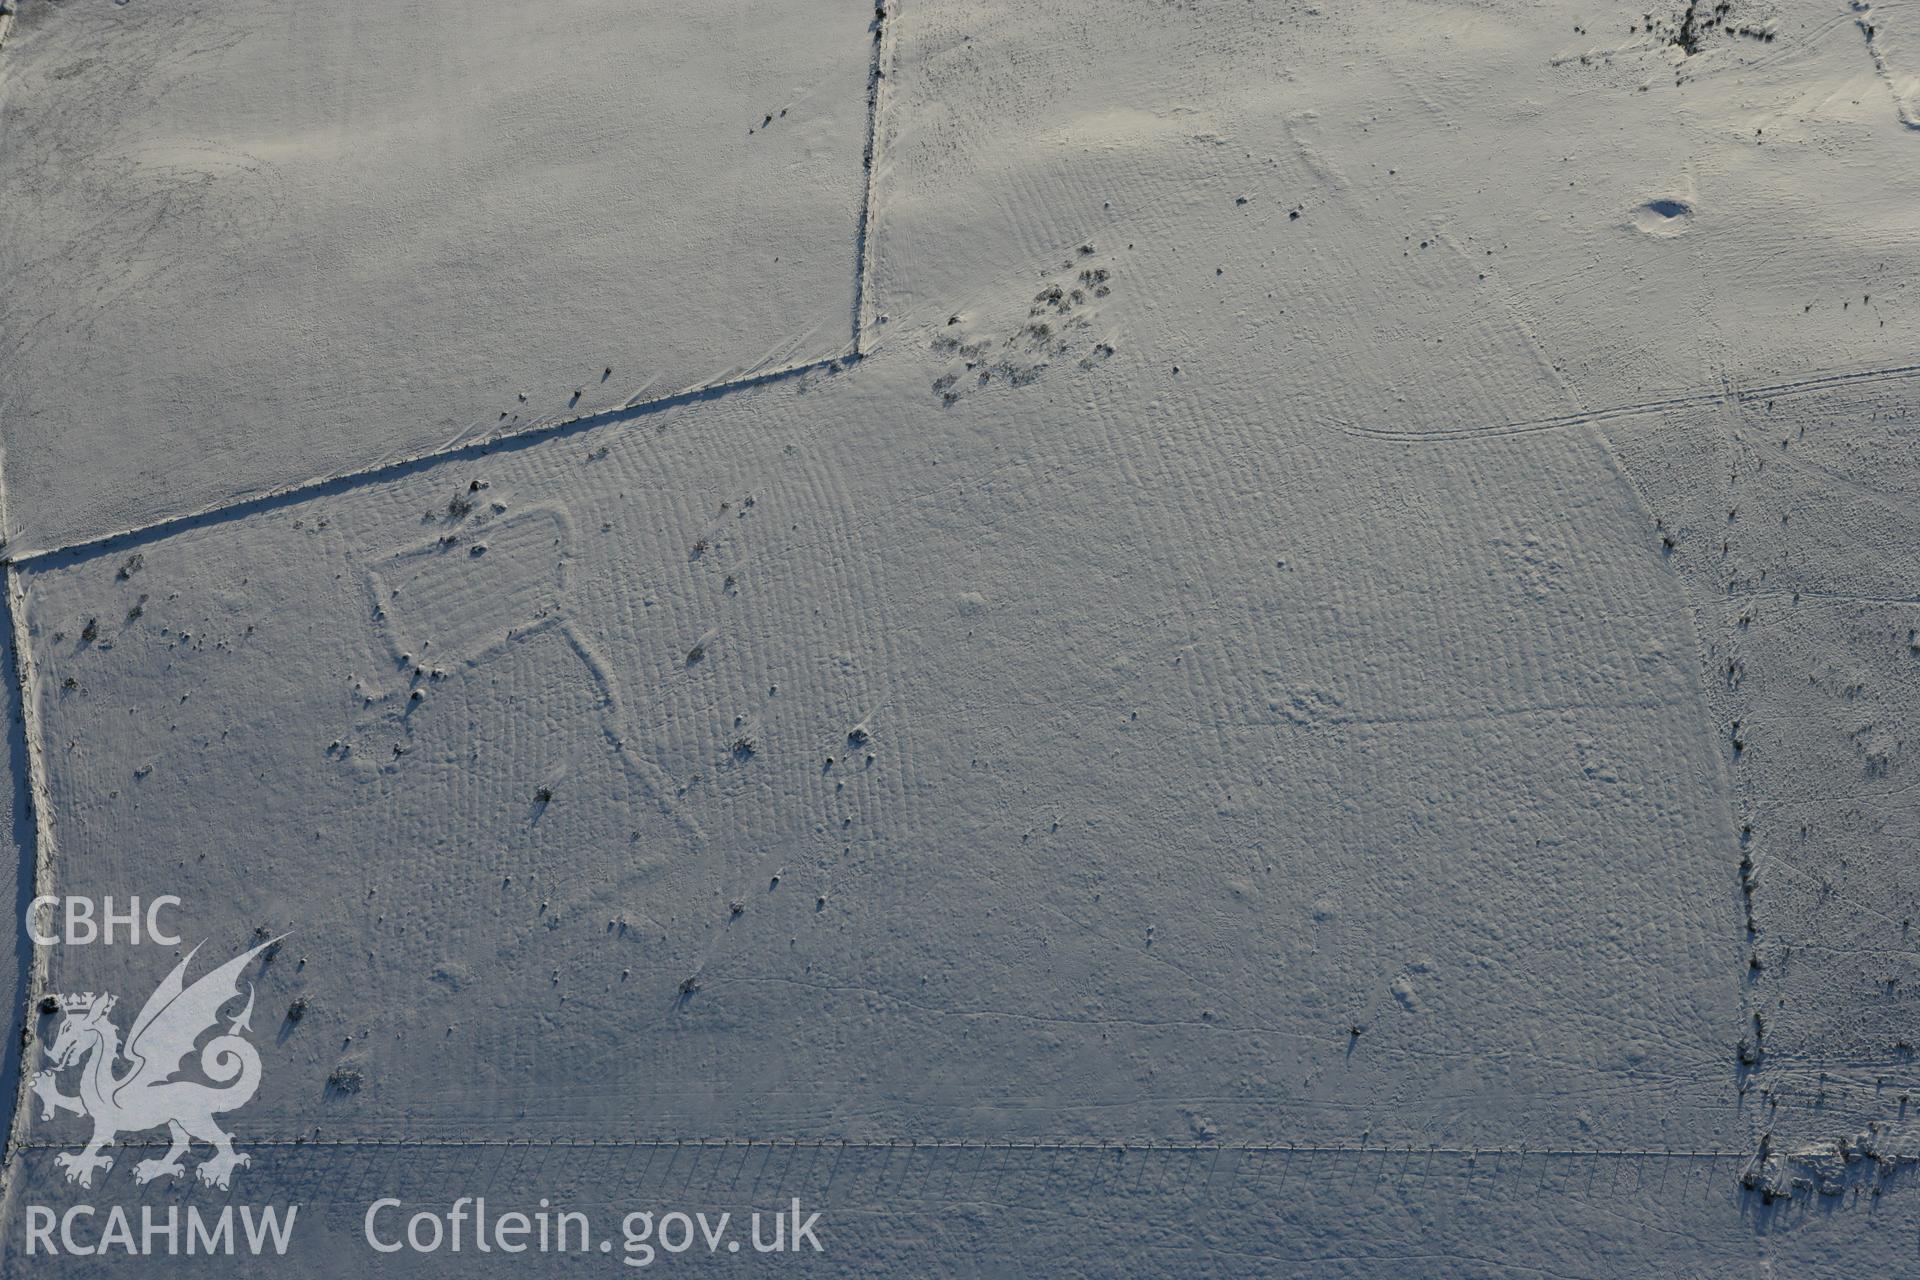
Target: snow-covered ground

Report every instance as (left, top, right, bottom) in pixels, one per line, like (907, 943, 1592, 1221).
(0, 0, 873, 551)
(2, 0, 1918, 1274)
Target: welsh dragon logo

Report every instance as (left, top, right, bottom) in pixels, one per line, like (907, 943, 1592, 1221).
(29, 938, 279, 1190)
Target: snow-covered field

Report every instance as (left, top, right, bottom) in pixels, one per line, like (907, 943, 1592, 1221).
(0, 0, 874, 551)
(2, 0, 1917, 1274)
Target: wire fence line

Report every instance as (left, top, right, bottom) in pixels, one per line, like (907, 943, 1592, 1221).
(7, 1135, 1746, 1159)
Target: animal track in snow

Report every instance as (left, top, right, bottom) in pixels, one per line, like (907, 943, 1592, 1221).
(927, 248, 1120, 406)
